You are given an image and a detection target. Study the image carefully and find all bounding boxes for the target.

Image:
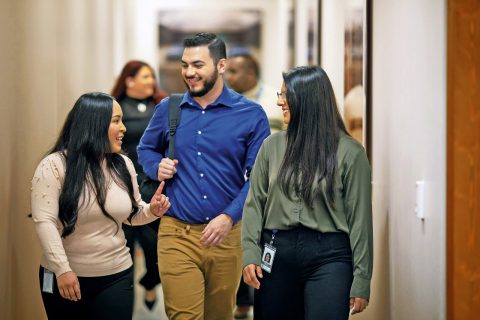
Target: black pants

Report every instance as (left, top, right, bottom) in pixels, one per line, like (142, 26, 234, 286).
(39, 266, 133, 320)
(123, 220, 161, 290)
(236, 277, 253, 306)
(254, 227, 353, 320)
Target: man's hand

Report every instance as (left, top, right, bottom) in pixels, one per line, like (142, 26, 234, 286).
(158, 158, 179, 181)
(150, 181, 170, 217)
(57, 271, 81, 301)
(243, 264, 263, 289)
(349, 297, 369, 315)
(200, 213, 233, 247)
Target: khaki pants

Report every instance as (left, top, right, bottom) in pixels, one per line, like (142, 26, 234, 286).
(158, 216, 242, 320)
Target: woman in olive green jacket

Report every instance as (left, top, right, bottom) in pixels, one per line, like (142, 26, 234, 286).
(242, 66, 373, 320)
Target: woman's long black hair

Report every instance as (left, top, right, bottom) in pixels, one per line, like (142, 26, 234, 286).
(49, 92, 138, 237)
(277, 66, 348, 207)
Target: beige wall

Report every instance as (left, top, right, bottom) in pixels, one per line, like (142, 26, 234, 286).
(13, 1, 58, 319)
(1, 1, 126, 318)
(1, 0, 16, 318)
(337, 1, 447, 319)
(372, 0, 446, 319)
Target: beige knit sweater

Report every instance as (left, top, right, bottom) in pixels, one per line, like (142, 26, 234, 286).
(31, 152, 157, 277)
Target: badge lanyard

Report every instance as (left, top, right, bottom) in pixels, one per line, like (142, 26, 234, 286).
(42, 268, 54, 294)
(261, 229, 278, 273)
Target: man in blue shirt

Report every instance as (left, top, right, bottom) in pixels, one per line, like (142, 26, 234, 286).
(138, 32, 270, 320)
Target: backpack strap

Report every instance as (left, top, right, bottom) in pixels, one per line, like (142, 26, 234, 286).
(167, 94, 184, 159)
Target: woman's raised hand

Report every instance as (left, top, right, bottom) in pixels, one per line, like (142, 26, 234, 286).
(150, 181, 170, 217)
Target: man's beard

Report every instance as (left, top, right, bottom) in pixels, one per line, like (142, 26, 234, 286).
(184, 67, 218, 97)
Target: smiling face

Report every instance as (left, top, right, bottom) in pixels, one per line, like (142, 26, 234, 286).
(277, 82, 290, 125)
(181, 46, 224, 97)
(108, 101, 126, 153)
(126, 65, 156, 99)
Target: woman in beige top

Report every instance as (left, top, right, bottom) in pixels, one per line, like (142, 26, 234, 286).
(31, 92, 170, 320)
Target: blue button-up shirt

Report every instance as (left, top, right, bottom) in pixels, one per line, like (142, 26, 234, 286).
(137, 85, 270, 224)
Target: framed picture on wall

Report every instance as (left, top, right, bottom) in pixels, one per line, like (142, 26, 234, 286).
(343, 0, 368, 148)
(156, 10, 262, 94)
(319, 0, 371, 157)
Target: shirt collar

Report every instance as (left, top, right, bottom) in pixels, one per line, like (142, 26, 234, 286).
(181, 84, 235, 109)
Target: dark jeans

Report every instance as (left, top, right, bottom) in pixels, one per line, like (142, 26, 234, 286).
(123, 219, 161, 290)
(254, 227, 353, 320)
(39, 266, 133, 320)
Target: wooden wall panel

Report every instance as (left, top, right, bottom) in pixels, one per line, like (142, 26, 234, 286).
(447, 0, 480, 319)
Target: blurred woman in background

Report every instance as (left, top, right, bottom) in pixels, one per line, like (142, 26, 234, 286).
(111, 60, 168, 310)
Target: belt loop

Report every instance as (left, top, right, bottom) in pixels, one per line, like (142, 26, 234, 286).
(186, 225, 191, 234)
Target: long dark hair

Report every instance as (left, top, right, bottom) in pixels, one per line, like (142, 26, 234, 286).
(49, 92, 138, 237)
(111, 60, 167, 103)
(277, 66, 348, 207)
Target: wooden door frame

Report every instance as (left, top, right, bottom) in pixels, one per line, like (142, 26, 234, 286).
(447, 0, 480, 319)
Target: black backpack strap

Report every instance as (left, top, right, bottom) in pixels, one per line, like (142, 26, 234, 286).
(167, 94, 184, 159)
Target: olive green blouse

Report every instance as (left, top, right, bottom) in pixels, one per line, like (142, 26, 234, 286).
(242, 131, 373, 299)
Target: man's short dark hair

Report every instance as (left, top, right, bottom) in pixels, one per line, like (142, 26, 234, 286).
(183, 32, 227, 64)
(230, 53, 260, 78)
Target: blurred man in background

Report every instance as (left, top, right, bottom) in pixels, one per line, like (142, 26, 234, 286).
(226, 52, 283, 319)
(226, 53, 284, 133)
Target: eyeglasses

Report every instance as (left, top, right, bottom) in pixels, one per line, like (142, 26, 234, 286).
(276, 91, 286, 100)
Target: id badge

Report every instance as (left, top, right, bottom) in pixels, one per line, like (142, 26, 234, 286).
(42, 268, 54, 294)
(261, 243, 276, 273)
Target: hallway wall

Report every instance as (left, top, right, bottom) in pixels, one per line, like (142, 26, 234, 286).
(0, 0, 448, 319)
(0, 1, 130, 318)
(372, 0, 446, 319)
(0, 1, 16, 318)
(0, 1, 289, 318)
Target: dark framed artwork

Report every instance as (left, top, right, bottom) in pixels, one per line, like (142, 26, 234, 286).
(319, 0, 371, 157)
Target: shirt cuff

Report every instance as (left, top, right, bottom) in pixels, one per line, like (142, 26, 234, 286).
(223, 204, 242, 224)
(52, 264, 73, 278)
(242, 247, 262, 269)
(349, 275, 371, 300)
